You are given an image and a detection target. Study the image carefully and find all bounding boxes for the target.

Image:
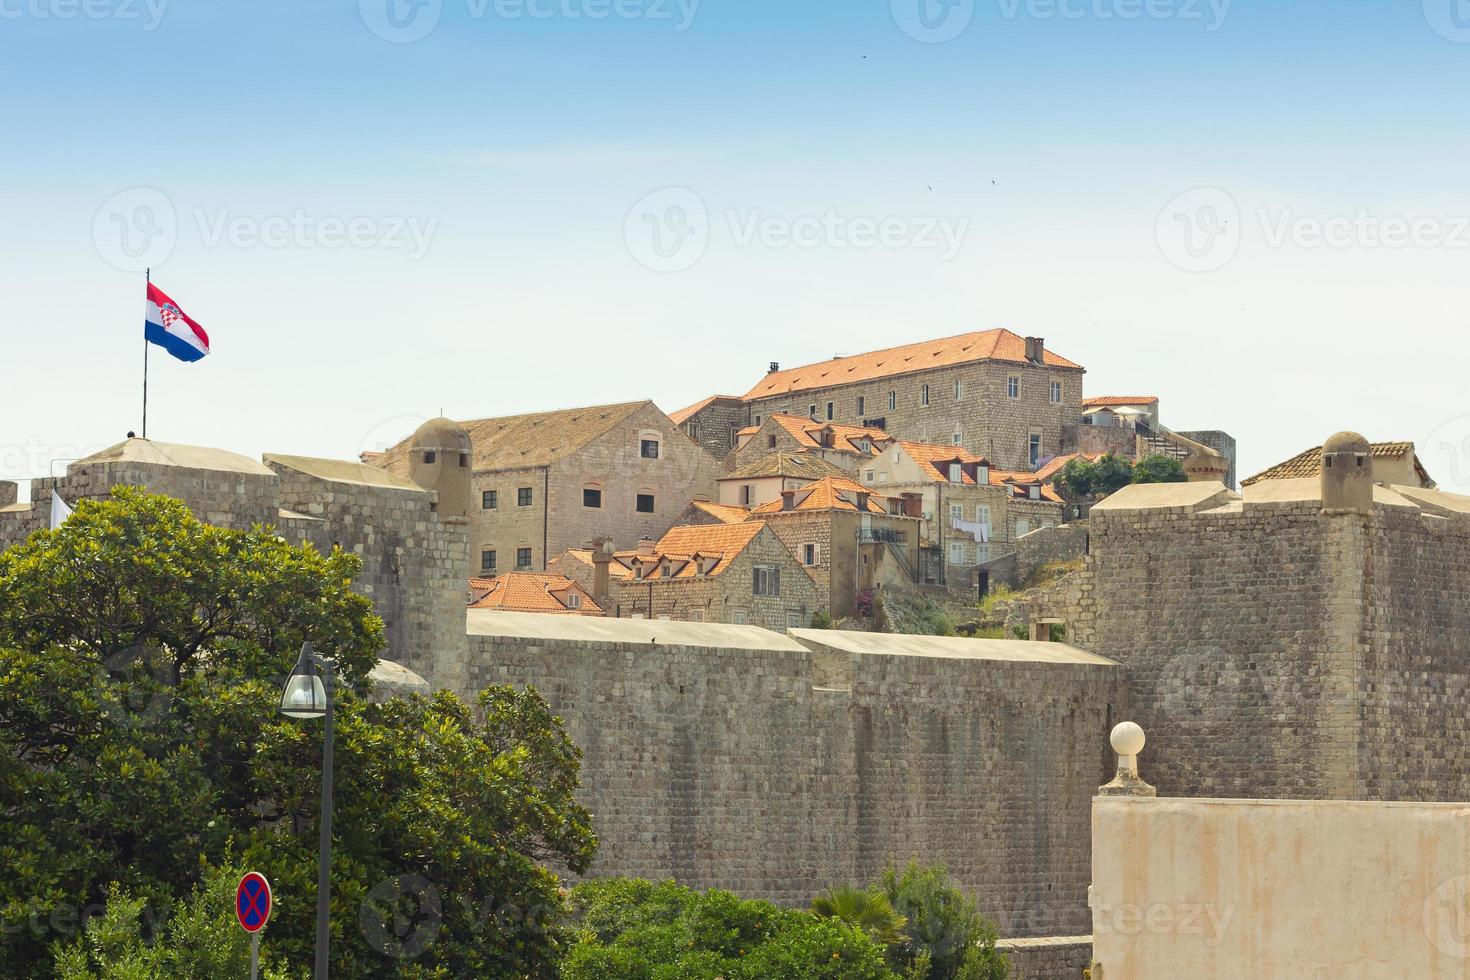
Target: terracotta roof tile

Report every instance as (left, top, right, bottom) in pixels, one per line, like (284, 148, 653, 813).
(467, 572, 604, 615)
(1241, 442, 1426, 487)
(686, 500, 753, 523)
(893, 441, 992, 484)
(762, 414, 893, 455)
(648, 522, 768, 578)
(1082, 395, 1159, 408)
(669, 394, 742, 425)
(742, 329, 1083, 400)
(723, 452, 850, 481)
(751, 476, 896, 514)
(378, 400, 650, 474)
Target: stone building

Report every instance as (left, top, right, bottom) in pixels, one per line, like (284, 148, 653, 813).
(717, 451, 851, 508)
(670, 499, 752, 526)
(467, 571, 602, 616)
(749, 476, 921, 618)
(554, 521, 818, 630)
(727, 413, 893, 473)
(860, 440, 1066, 589)
(0, 434, 472, 688)
(668, 394, 747, 460)
(1026, 432, 1470, 803)
(742, 329, 1085, 471)
(1241, 439, 1432, 489)
(375, 401, 725, 576)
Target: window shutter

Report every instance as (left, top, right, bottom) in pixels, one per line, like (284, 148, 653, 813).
(773, 567, 781, 596)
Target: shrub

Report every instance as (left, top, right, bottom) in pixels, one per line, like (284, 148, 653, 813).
(875, 863, 1007, 980)
(564, 879, 898, 980)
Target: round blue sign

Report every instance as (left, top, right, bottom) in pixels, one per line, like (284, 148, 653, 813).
(235, 872, 272, 933)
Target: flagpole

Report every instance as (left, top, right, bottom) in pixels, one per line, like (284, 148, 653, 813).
(142, 268, 150, 439)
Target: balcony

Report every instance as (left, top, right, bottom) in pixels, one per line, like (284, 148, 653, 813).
(858, 527, 906, 545)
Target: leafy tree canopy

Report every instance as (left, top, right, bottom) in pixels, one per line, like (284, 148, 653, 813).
(0, 488, 595, 977)
(1130, 454, 1188, 485)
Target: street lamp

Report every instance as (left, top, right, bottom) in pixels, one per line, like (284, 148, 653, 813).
(279, 642, 335, 978)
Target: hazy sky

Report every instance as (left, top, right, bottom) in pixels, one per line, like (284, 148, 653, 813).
(4, 0, 1470, 497)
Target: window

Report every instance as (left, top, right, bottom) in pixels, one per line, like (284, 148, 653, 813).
(689, 422, 701, 440)
(977, 542, 990, 563)
(516, 547, 533, 569)
(888, 390, 896, 411)
(921, 384, 930, 407)
(1016, 519, 1030, 537)
(955, 379, 963, 400)
(1007, 376, 1020, 399)
(423, 450, 437, 464)
(583, 487, 602, 509)
(732, 609, 749, 625)
(824, 401, 834, 421)
(753, 565, 781, 596)
(948, 463, 963, 484)
(802, 543, 818, 566)
(565, 593, 582, 609)
(948, 541, 966, 565)
(640, 438, 660, 459)
(767, 434, 778, 449)
(952, 432, 963, 446)
(459, 452, 469, 467)
(977, 504, 991, 528)
(481, 550, 497, 572)
(482, 489, 498, 510)
(752, 415, 762, 427)
(856, 395, 865, 416)
(950, 503, 964, 522)
(636, 493, 655, 514)
(1029, 434, 1042, 468)
(787, 611, 804, 629)
(517, 487, 533, 507)
(1050, 380, 1062, 403)
(865, 470, 876, 482)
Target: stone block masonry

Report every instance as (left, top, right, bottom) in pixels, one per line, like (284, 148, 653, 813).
(997, 935, 1093, 979)
(460, 613, 1129, 937)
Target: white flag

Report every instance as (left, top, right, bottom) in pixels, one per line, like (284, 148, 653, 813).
(49, 489, 73, 530)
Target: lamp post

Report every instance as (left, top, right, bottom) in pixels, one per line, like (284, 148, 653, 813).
(279, 642, 335, 978)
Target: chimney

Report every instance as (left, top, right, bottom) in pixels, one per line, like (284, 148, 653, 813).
(768, 361, 780, 374)
(781, 489, 797, 511)
(1024, 336, 1044, 363)
(637, 536, 657, 556)
(590, 538, 614, 608)
(901, 492, 923, 518)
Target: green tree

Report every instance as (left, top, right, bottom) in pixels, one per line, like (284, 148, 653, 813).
(811, 886, 908, 946)
(0, 488, 595, 977)
(51, 865, 293, 980)
(874, 863, 1007, 980)
(1054, 457, 1096, 501)
(1091, 455, 1135, 497)
(562, 879, 898, 980)
(1130, 454, 1188, 484)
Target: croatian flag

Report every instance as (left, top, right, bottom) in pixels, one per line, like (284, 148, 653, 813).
(144, 283, 210, 363)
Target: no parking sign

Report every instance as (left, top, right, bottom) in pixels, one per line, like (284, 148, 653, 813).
(236, 871, 272, 933)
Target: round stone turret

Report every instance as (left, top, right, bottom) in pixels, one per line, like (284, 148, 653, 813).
(1320, 430, 1372, 515)
(408, 417, 473, 520)
(1183, 450, 1229, 484)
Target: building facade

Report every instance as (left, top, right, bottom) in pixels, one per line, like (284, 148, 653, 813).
(742, 330, 1085, 471)
(377, 401, 725, 574)
(669, 394, 747, 461)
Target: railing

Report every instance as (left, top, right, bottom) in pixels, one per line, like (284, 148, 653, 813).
(882, 540, 917, 583)
(858, 527, 906, 545)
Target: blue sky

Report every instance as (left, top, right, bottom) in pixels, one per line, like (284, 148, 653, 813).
(4, 0, 1470, 492)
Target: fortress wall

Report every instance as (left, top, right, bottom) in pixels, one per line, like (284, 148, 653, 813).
(1359, 506, 1470, 801)
(1077, 499, 1350, 800)
(460, 614, 1127, 937)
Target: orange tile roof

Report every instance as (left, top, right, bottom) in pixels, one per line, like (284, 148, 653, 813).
(685, 500, 753, 523)
(742, 329, 1083, 400)
(1241, 441, 1427, 488)
(649, 522, 768, 578)
(1082, 395, 1159, 408)
(764, 414, 893, 456)
(723, 451, 851, 481)
(1028, 452, 1105, 483)
(378, 401, 650, 473)
(668, 394, 742, 426)
(467, 572, 604, 615)
(752, 476, 896, 515)
(893, 441, 993, 484)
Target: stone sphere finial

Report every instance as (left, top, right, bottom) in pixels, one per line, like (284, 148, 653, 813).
(1111, 721, 1146, 758)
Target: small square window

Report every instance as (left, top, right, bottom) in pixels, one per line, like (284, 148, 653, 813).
(767, 434, 778, 449)
(636, 493, 655, 514)
(481, 550, 496, 571)
(640, 439, 660, 459)
(809, 404, 818, 419)
(423, 450, 437, 464)
(482, 490, 497, 510)
(566, 593, 582, 609)
(802, 543, 818, 566)
(459, 452, 469, 467)
(583, 488, 602, 509)
(516, 547, 533, 569)
(517, 487, 533, 507)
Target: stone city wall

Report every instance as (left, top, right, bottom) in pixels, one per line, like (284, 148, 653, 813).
(997, 935, 1093, 979)
(459, 614, 1128, 937)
